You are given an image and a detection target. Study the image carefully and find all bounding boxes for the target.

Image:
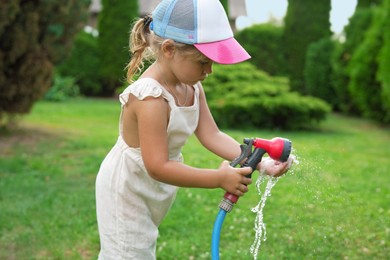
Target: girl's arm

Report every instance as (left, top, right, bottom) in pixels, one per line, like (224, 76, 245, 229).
(195, 84, 243, 161)
(129, 95, 252, 196)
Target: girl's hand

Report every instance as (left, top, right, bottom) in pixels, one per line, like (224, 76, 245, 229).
(259, 156, 295, 177)
(217, 161, 252, 196)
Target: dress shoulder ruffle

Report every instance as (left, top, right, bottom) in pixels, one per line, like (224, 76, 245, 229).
(119, 78, 163, 105)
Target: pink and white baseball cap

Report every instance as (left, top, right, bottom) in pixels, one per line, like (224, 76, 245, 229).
(151, 0, 251, 64)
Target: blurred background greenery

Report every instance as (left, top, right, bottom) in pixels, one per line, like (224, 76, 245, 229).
(0, 0, 389, 259)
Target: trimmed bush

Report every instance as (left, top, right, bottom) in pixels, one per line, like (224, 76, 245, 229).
(44, 74, 80, 102)
(203, 63, 330, 130)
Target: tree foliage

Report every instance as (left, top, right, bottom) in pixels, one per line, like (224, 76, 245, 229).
(98, 0, 138, 95)
(331, 0, 389, 123)
(57, 30, 102, 96)
(0, 0, 90, 124)
(332, 8, 374, 113)
(283, 0, 331, 94)
(235, 23, 287, 76)
(304, 38, 336, 106)
(376, 0, 390, 122)
(357, 0, 383, 8)
(347, 8, 383, 121)
(347, 0, 389, 123)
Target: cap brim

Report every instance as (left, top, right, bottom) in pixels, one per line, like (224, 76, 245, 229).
(194, 37, 251, 64)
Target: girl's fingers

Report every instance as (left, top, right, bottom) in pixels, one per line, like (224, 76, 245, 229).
(238, 166, 252, 175)
(241, 176, 252, 185)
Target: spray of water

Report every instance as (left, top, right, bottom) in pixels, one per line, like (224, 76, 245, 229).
(250, 154, 299, 260)
(249, 174, 278, 259)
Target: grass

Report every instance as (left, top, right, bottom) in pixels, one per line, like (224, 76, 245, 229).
(0, 98, 389, 259)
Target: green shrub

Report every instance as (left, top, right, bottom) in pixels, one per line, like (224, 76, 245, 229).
(57, 30, 102, 96)
(203, 63, 330, 130)
(235, 23, 286, 76)
(44, 74, 80, 102)
(304, 38, 337, 106)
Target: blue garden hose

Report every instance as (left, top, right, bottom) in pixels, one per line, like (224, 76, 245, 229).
(211, 147, 267, 260)
(211, 209, 227, 260)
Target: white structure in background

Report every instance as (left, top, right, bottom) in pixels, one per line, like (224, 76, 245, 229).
(236, 0, 287, 30)
(138, 0, 247, 19)
(138, 0, 162, 14)
(235, 0, 358, 35)
(89, 0, 357, 34)
(88, 0, 247, 30)
(330, 0, 357, 35)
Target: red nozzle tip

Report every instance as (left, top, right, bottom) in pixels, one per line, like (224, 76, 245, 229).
(253, 137, 292, 162)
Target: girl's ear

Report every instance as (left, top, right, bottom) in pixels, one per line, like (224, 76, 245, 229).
(161, 39, 176, 58)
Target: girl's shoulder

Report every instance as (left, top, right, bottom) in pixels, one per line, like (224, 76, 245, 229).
(119, 78, 164, 105)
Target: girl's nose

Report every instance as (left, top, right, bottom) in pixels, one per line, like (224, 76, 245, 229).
(204, 62, 213, 75)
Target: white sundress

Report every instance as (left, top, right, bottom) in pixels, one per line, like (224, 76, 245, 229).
(95, 78, 200, 259)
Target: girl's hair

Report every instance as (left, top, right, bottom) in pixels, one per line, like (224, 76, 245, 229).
(125, 16, 207, 83)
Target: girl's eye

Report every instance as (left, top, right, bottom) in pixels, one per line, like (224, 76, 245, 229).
(200, 60, 210, 65)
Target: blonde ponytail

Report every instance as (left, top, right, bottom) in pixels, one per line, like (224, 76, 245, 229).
(126, 16, 154, 83)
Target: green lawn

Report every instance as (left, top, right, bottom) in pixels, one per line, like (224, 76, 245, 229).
(0, 98, 389, 259)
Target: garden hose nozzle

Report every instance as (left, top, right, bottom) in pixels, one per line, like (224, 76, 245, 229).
(220, 137, 292, 211)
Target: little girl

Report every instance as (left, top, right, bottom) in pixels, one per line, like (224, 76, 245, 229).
(95, 0, 292, 259)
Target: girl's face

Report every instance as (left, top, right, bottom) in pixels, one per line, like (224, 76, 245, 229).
(171, 48, 213, 86)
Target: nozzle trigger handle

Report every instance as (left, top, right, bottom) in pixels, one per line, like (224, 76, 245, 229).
(230, 140, 253, 167)
(242, 148, 267, 178)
